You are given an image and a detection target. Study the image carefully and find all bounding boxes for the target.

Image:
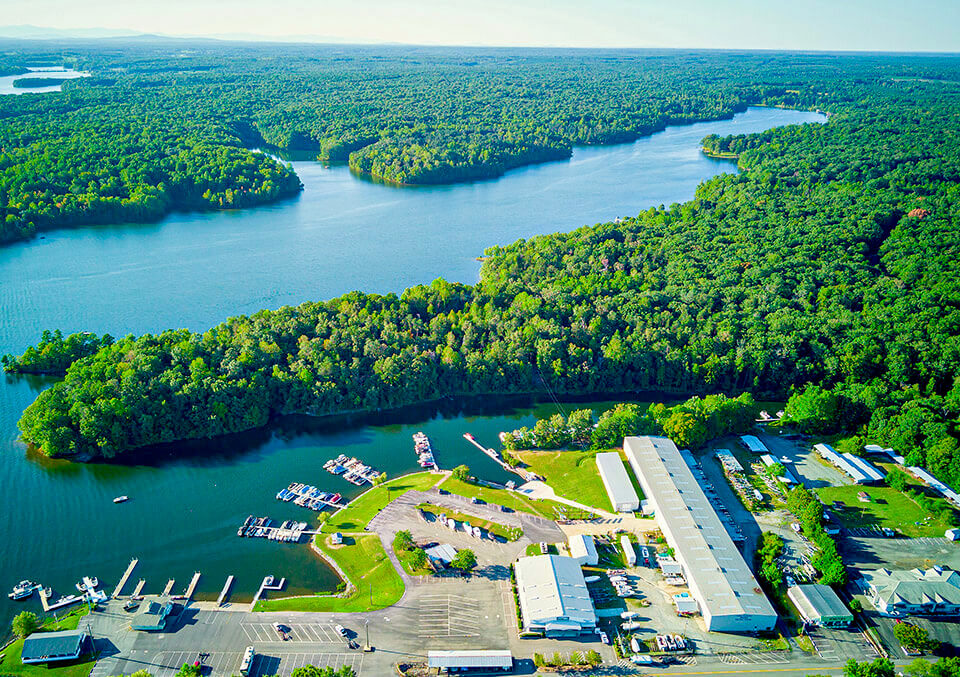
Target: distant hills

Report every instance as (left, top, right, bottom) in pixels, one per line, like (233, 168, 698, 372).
(0, 24, 377, 44)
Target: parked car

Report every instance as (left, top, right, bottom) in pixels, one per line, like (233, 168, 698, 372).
(335, 624, 348, 637)
(599, 631, 610, 645)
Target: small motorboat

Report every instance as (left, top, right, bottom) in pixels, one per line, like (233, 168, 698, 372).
(8, 580, 37, 600)
(113, 496, 129, 504)
(43, 587, 52, 597)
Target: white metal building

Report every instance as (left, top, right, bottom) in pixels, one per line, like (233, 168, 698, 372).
(787, 584, 852, 627)
(908, 466, 960, 510)
(760, 454, 799, 485)
(814, 444, 870, 483)
(621, 535, 637, 566)
(624, 436, 777, 633)
(569, 533, 599, 566)
(595, 452, 640, 512)
(514, 555, 597, 637)
(428, 650, 513, 673)
(740, 435, 769, 453)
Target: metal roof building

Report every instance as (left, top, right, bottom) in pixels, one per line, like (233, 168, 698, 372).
(907, 466, 960, 509)
(131, 600, 175, 631)
(624, 436, 777, 633)
(814, 444, 868, 483)
(842, 453, 885, 483)
(760, 454, 799, 485)
(569, 533, 598, 566)
(740, 435, 769, 453)
(20, 629, 88, 664)
(860, 567, 960, 617)
(428, 650, 513, 672)
(596, 452, 640, 512)
(514, 555, 597, 638)
(787, 584, 852, 627)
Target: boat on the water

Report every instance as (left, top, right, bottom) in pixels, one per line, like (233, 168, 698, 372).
(113, 496, 129, 503)
(76, 576, 99, 592)
(7, 580, 37, 600)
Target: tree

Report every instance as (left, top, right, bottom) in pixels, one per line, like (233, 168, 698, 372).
(452, 465, 470, 481)
(784, 385, 840, 434)
(567, 409, 595, 448)
(584, 649, 602, 666)
(450, 548, 477, 573)
(843, 657, 895, 677)
(12, 611, 39, 639)
(392, 529, 413, 552)
(849, 598, 862, 613)
(291, 666, 356, 677)
(130, 671, 154, 677)
(550, 652, 564, 667)
(409, 547, 427, 569)
(533, 653, 546, 668)
(894, 622, 939, 653)
(175, 664, 201, 677)
(885, 467, 909, 492)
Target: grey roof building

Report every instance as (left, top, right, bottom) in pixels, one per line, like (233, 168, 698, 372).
(624, 436, 777, 633)
(20, 629, 88, 664)
(131, 600, 175, 631)
(427, 650, 513, 672)
(860, 567, 960, 617)
(514, 555, 596, 638)
(595, 452, 640, 512)
(787, 584, 852, 627)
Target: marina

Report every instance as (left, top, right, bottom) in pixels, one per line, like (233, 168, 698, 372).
(413, 432, 438, 469)
(464, 432, 539, 482)
(275, 483, 345, 511)
(322, 454, 383, 485)
(237, 516, 317, 542)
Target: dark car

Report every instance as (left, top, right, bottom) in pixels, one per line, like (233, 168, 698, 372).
(500, 505, 513, 513)
(438, 489, 449, 495)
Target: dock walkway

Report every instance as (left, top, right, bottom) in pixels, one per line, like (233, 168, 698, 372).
(185, 572, 201, 599)
(162, 578, 175, 596)
(250, 576, 286, 610)
(216, 576, 234, 607)
(132, 579, 145, 597)
(112, 558, 139, 599)
(39, 588, 82, 613)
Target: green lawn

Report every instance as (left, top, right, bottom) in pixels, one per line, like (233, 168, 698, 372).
(418, 503, 523, 541)
(321, 471, 439, 533)
(517, 450, 614, 512)
(0, 608, 94, 677)
(814, 484, 955, 538)
(438, 476, 567, 519)
(255, 533, 404, 612)
(525, 543, 559, 556)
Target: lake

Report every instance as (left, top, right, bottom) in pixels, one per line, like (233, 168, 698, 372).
(0, 106, 825, 630)
(0, 66, 91, 95)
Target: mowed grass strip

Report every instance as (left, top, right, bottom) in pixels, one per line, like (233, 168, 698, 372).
(0, 607, 94, 677)
(255, 533, 404, 612)
(517, 449, 615, 511)
(814, 484, 955, 538)
(321, 471, 439, 533)
(438, 476, 567, 519)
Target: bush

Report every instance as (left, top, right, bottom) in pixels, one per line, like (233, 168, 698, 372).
(12, 610, 39, 639)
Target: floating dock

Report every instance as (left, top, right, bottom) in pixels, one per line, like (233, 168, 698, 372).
(238, 517, 318, 541)
(112, 558, 139, 598)
(250, 576, 286, 610)
(216, 575, 234, 607)
(132, 579, 146, 597)
(463, 433, 539, 482)
(162, 578, 175, 596)
(185, 571, 201, 599)
(39, 588, 82, 612)
(276, 484, 346, 511)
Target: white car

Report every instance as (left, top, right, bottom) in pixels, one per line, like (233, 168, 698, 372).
(335, 624, 348, 637)
(599, 631, 610, 645)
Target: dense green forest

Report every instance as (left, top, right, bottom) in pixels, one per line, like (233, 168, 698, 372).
(2, 330, 113, 374)
(9, 46, 960, 495)
(0, 42, 920, 243)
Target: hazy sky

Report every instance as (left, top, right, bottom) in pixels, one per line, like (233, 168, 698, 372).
(5, 0, 959, 52)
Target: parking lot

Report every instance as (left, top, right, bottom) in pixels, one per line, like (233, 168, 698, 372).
(240, 622, 347, 644)
(806, 626, 879, 662)
(418, 592, 483, 638)
(249, 652, 364, 677)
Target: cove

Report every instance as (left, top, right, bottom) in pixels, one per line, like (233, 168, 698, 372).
(0, 106, 824, 631)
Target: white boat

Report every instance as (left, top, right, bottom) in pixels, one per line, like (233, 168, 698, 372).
(8, 580, 37, 600)
(113, 496, 129, 503)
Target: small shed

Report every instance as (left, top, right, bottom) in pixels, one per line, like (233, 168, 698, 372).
(569, 534, 599, 566)
(131, 600, 175, 631)
(331, 532, 343, 545)
(672, 593, 699, 615)
(425, 543, 458, 567)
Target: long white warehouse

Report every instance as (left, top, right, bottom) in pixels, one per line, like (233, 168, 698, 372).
(595, 452, 640, 512)
(624, 436, 777, 633)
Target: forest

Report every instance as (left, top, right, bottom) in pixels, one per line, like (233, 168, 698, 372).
(6, 46, 960, 496)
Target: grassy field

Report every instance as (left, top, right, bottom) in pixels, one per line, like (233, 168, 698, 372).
(0, 608, 94, 677)
(256, 533, 404, 612)
(321, 471, 439, 533)
(418, 503, 523, 541)
(516, 450, 613, 511)
(438, 477, 567, 519)
(814, 484, 955, 538)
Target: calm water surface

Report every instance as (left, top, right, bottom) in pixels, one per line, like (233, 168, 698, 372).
(0, 107, 824, 630)
(0, 66, 90, 95)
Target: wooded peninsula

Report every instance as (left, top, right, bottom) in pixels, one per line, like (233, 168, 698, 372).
(6, 45, 959, 497)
